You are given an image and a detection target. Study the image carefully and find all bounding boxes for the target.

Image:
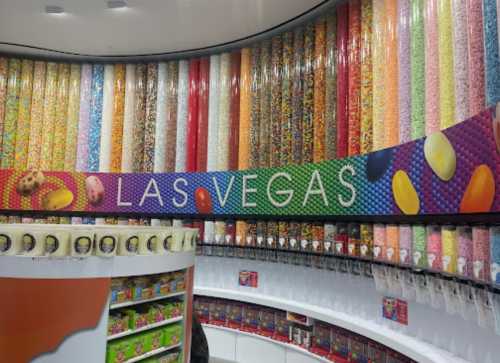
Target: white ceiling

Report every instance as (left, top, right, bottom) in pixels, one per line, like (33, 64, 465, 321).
(0, 0, 325, 58)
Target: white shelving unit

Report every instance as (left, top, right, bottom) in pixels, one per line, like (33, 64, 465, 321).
(108, 316, 183, 340)
(124, 343, 182, 363)
(203, 324, 331, 363)
(110, 291, 185, 310)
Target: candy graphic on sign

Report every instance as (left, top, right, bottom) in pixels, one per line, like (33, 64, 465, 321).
(366, 148, 393, 182)
(16, 171, 45, 196)
(392, 170, 420, 215)
(194, 187, 212, 214)
(423, 132, 456, 181)
(460, 164, 495, 213)
(42, 188, 74, 211)
(85, 175, 104, 206)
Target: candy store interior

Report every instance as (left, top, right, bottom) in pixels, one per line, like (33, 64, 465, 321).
(0, 0, 499, 362)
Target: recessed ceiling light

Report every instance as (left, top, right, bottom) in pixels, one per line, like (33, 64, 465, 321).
(45, 5, 64, 14)
(107, 0, 127, 9)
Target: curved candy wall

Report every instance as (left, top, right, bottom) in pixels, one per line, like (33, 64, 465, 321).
(0, 0, 499, 362)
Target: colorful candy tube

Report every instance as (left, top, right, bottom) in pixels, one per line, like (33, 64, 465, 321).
(186, 59, 199, 172)
(451, 0, 469, 124)
(197, 57, 210, 173)
(14, 59, 33, 169)
(348, 223, 361, 257)
(236, 50, 250, 245)
(108, 64, 125, 173)
(360, 0, 373, 153)
(88, 64, 104, 172)
(360, 223, 373, 258)
(270, 37, 282, 168)
(143, 63, 158, 173)
(384, 0, 399, 147)
(281, 32, 293, 166)
(426, 225, 442, 271)
(457, 226, 473, 278)
(64, 64, 82, 171)
(52, 63, 71, 170)
(372, 0, 385, 150)
(472, 225, 490, 282)
(228, 51, 241, 171)
(175, 61, 189, 172)
(218, 53, 231, 171)
(424, 0, 440, 135)
(410, 0, 425, 140)
(483, 0, 500, 106)
(347, 0, 361, 156)
(27, 61, 46, 169)
(76, 64, 92, 172)
(132, 64, 146, 172)
(373, 223, 386, 261)
(437, 0, 455, 129)
(302, 23, 315, 164)
(291, 27, 304, 165)
(0, 58, 7, 157)
(335, 223, 348, 256)
(336, 4, 348, 157)
(441, 225, 458, 274)
(121, 64, 136, 173)
(398, 0, 411, 143)
(1, 59, 21, 169)
(412, 224, 427, 268)
(40, 62, 58, 171)
(466, 0, 486, 116)
(313, 18, 326, 162)
(249, 46, 261, 169)
(399, 224, 412, 265)
(490, 226, 500, 285)
(259, 40, 272, 169)
(165, 61, 178, 173)
(98, 64, 114, 173)
(386, 224, 400, 264)
(325, 13, 337, 159)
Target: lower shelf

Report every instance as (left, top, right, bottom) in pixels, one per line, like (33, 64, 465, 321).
(203, 324, 331, 363)
(124, 343, 182, 363)
(108, 316, 183, 340)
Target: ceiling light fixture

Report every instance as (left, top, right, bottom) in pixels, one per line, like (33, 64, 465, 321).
(107, 0, 127, 9)
(45, 5, 65, 14)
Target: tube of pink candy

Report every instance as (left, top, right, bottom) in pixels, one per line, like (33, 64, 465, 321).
(373, 224, 386, 261)
(472, 225, 490, 282)
(457, 225, 473, 278)
(426, 225, 442, 271)
(399, 224, 413, 266)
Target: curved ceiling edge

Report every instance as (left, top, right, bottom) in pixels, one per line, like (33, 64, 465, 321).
(0, 0, 336, 62)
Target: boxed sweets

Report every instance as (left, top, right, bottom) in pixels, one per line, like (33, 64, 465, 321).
(148, 304, 166, 324)
(132, 276, 155, 300)
(286, 311, 313, 326)
(163, 300, 183, 319)
(144, 329, 164, 352)
(106, 338, 130, 363)
(367, 340, 387, 363)
(289, 324, 312, 349)
(386, 349, 414, 363)
(125, 306, 151, 330)
(273, 310, 290, 342)
(209, 299, 227, 326)
(163, 323, 183, 347)
(331, 326, 350, 360)
(171, 271, 186, 292)
(153, 274, 173, 296)
(349, 334, 369, 363)
(227, 302, 243, 329)
(310, 322, 332, 357)
(110, 278, 132, 305)
(241, 304, 260, 333)
(195, 298, 210, 323)
(108, 312, 130, 336)
(258, 308, 276, 337)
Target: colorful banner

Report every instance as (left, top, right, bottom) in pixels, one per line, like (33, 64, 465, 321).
(0, 108, 498, 218)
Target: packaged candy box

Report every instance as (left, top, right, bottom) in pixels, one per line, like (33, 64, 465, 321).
(241, 304, 259, 333)
(148, 304, 166, 324)
(273, 311, 290, 342)
(132, 277, 155, 300)
(157, 352, 181, 363)
(110, 278, 132, 305)
(106, 339, 130, 363)
(258, 308, 275, 337)
(163, 301, 184, 319)
(108, 313, 130, 336)
(126, 334, 147, 358)
(310, 322, 331, 357)
(145, 329, 164, 351)
(153, 274, 173, 296)
(163, 323, 183, 347)
(227, 302, 243, 329)
(125, 306, 151, 330)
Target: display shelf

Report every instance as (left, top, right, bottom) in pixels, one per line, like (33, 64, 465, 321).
(194, 287, 469, 363)
(108, 316, 183, 340)
(197, 244, 500, 293)
(124, 343, 182, 363)
(0, 252, 195, 279)
(202, 324, 331, 363)
(110, 291, 185, 310)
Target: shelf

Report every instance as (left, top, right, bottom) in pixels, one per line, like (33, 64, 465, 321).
(110, 291, 185, 310)
(203, 324, 331, 363)
(108, 316, 183, 340)
(0, 252, 195, 279)
(194, 286, 470, 363)
(124, 343, 182, 363)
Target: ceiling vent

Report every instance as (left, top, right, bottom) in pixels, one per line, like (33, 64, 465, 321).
(45, 5, 64, 14)
(107, 0, 127, 9)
